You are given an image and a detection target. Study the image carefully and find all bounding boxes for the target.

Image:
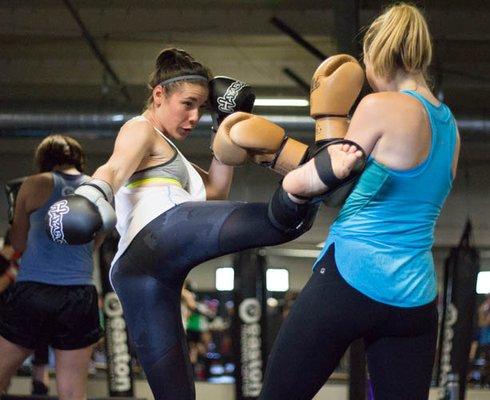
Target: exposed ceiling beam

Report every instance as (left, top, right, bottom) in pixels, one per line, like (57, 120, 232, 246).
(0, 112, 488, 136)
(62, 0, 131, 102)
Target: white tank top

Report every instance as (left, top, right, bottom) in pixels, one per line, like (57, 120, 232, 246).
(112, 116, 206, 265)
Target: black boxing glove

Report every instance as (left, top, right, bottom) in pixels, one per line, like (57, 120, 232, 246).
(45, 179, 116, 245)
(208, 76, 255, 132)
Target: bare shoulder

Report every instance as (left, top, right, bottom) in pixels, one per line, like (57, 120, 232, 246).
(118, 118, 155, 141)
(17, 173, 53, 211)
(358, 92, 422, 113)
(357, 92, 426, 128)
(112, 119, 159, 155)
(22, 173, 53, 193)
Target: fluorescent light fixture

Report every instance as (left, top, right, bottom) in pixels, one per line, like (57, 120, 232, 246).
(254, 98, 309, 107)
(111, 114, 125, 122)
(216, 267, 234, 291)
(266, 268, 289, 292)
(476, 271, 490, 294)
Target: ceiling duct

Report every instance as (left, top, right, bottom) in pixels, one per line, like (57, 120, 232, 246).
(0, 111, 488, 138)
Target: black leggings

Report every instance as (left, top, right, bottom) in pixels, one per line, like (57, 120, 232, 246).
(110, 196, 315, 399)
(259, 244, 438, 400)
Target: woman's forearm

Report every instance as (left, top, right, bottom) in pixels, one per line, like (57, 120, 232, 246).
(206, 157, 234, 199)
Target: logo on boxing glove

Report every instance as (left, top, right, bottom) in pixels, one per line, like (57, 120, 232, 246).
(47, 200, 70, 244)
(217, 81, 247, 113)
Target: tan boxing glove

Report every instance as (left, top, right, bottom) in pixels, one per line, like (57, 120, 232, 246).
(212, 112, 308, 175)
(310, 54, 365, 143)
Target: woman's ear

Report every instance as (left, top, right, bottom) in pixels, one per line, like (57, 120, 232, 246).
(153, 85, 166, 107)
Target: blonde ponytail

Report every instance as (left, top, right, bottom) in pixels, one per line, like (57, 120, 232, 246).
(363, 3, 432, 78)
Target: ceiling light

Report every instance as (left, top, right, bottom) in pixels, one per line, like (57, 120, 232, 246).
(254, 98, 309, 107)
(477, 271, 490, 294)
(216, 267, 234, 291)
(266, 268, 290, 292)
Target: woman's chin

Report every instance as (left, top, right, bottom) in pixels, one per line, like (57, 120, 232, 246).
(178, 130, 192, 140)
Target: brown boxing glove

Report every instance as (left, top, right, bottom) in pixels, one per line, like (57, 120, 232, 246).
(310, 54, 365, 143)
(212, 112, 309, 175)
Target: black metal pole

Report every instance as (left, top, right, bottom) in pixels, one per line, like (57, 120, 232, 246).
(270, 16, 327, 60)
(282, 68, 310, 94)
(232, 249, 267, 400)
(62, 0, 131, 102)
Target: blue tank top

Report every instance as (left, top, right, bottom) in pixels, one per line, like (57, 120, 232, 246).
(316, 90, 457, 307)
(17, 172, 95, 285)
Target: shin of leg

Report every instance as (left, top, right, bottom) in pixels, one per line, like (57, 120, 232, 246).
(268, 186, 318, 233)
(55, 346, 93, 400)
(0, 335, 32, 390)
(146, 336, 196, 400)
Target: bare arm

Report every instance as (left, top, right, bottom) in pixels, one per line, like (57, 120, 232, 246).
(10, 174, 52, 252)
(192, 157, 234, 200)
(92, 121, 155, 192)
(451, 127, 461, 179)
(343, 93, 386, 156)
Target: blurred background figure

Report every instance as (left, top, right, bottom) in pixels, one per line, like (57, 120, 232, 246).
(0, 134, 104, 398)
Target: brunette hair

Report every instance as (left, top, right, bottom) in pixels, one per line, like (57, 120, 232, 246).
(35, 134, 85, 172)
(146, 47, 211, 108)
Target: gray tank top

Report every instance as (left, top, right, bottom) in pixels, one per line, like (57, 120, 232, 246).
(126, 151, 190, 190)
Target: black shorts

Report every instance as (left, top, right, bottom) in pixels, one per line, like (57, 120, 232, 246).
(0, 281, 103, 350)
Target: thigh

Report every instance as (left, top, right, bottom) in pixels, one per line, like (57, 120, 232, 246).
(130, 201, 302, 283)
(260, 249, 373, 400)
(366, 303, 438, 400)
(217, 201, 305, 254)
(51, 285, 102, 350)
(55, 346, 93, 399)
(126, 201, 247, 282)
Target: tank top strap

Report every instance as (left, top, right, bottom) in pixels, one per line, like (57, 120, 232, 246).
(399, 89, 436, 107)
(400, 90, 456, 170)
(43, 172, 71, 211)
(135, 115, 179, 152)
